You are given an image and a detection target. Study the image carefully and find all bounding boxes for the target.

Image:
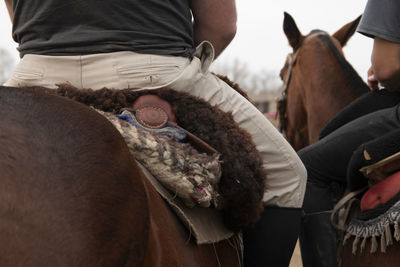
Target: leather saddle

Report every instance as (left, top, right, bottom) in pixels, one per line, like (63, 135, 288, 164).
(122, 94, 218, 155)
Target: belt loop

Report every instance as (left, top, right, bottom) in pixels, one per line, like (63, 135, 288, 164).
(193, 41, 215, 73)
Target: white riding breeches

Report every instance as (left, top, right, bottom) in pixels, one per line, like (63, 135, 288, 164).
(5, 41, 307, 208)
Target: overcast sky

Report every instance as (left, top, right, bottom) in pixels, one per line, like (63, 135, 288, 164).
(0, 0, 371, 82)
(215, 0, 371, 81)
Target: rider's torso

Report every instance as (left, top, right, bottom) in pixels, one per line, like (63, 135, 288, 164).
(11, 0, 195, 58)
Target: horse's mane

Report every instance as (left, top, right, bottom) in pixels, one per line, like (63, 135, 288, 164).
(315, 32, 369, 95)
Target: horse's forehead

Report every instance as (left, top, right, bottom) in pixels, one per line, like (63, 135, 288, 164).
(303, 31, 342, 51)
(302, 30, 328, 45)
(280, 31, 333, 85)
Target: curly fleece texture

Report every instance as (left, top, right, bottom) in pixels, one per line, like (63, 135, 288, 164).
(42, 84, 267, 232)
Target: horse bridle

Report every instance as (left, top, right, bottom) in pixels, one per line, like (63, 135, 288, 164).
(277, 31, 330, 133)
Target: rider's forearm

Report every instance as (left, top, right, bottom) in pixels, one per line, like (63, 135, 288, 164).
(190, 0, 237, 59)
(371, 37, 400, 91)
(5, 0, 13, 21)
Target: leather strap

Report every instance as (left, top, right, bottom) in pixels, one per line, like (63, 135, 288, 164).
(123, 94, 218, 155)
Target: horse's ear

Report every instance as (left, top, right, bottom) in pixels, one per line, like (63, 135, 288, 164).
(332, 15, 362, 47)
(283, 12, 303, 50)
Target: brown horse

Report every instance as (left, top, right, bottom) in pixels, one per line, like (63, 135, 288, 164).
(278, 12, 369, 151)
(0, 86, 241, 266)
(280, 13, 400, 267)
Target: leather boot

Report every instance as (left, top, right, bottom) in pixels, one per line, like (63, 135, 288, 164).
(243, 207, 301, 267)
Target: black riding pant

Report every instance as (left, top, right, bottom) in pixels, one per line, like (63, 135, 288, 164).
(243, 207, 301, 267)
(298, 104, 400, 267)
(300, 104, 400, 213)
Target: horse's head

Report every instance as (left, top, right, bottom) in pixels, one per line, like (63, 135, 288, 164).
(278, 12, 366, 150)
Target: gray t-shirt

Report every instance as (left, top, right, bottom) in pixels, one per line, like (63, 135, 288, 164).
(11, 0, 195, 58)
(357, 0, 400, 43)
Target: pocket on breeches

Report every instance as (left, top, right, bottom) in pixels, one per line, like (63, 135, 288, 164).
(8, 63, 45, 87)
(116, 63, 183, 89)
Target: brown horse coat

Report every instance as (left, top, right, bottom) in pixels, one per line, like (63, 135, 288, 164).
(49, 84, 266, 232)
(0, 86, 149, 265)
(0, 86, 241, 266)
(279, 12, 369, 150)
(280, 13, 400, 267)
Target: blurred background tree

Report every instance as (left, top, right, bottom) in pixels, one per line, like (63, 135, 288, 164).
(211, 57, 281, 93)
(211, 57, 282, 126)
(0, 48, 15, 84)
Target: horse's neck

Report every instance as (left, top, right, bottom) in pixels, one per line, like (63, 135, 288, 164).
(285, 84, 309, 150)
(299, 56, 368, 142)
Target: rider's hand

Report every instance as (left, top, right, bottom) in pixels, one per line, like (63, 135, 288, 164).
(367, 66, 380, 91)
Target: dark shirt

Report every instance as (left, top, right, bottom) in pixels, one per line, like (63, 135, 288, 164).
(357, 0, 400, 43)
(11, 0, 195, 58)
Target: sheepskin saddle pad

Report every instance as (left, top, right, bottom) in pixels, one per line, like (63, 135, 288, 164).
(97, 105, 221, 209)
(332, 150, 400, 255)
(51, 84, 267, 232)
